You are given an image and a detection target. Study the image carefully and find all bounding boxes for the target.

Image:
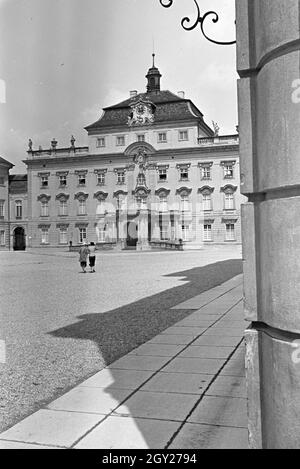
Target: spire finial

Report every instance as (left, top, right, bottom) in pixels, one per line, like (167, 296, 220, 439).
(152, 53, 155, 68)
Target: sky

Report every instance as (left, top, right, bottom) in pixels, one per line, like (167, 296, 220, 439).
(0, 0, 237, 173)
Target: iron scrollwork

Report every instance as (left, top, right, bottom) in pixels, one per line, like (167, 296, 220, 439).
(159, 0, 236, 46)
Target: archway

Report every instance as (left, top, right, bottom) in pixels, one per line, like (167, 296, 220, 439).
(13, 227, 26, 251)
(126, 220, 138, 247)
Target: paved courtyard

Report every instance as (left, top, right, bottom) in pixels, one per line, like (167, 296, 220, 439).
(0, 246, 242, 433)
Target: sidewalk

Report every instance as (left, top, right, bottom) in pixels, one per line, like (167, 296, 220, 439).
(0, 274, 248, 449)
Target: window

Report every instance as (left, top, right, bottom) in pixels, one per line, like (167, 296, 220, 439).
(203, 194, 212, 211)
(158, 132, 167, 143)
(137, 134, 145, 142)
(223, 163, 235, 179)
(79, 228, 87, 244)
(15, 201, 22, 218)
(137, 173, 146, 186)
(59, 228, 68, 244)
(224, 192, 235, 210)
(96, 137, 105, 148)
(180, 167, 189, 181)
(182, 225, 191, 242)
(97, 227, 105, 243)
(59, 175, 67, 187)
(181, 194, 190, 211)
(204, 224, 212, 242)
(136, 197, 147, 210)
(225, 223, 236, 241)
(158, 168, 167, 182)
(0, 177, 4, 185)
(97, 173, 106, 185)
(0, 230, 5, 245)
(41, 201, 49, 217)
(200, 164, 212, 180)
(78, 199, 86, 215)
(78, 174, 86, 186)
(160, 223, 169, 241)
(41, 175, 48, 188)
(116, 136, 125, 146)
(179, 130, 188, 141)
(0, 200, 4, 218)
(41, 228, 49, 244)
(96, 200, 106, 215)
(117, 171, 125, 185)
(159, 194, 168, 212)
(59, 200, 67, 216)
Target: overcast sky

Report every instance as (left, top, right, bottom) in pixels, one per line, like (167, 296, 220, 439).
(0, 0, 237, 173)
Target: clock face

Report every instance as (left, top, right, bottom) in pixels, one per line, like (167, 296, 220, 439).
(128, 99, 155, 126)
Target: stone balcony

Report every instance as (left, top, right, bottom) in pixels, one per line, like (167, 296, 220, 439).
(198, 134, 239, 147)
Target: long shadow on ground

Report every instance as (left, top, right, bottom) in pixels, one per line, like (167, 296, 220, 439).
(50, 260, 242, 365)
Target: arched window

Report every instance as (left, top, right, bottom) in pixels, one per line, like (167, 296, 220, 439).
(199, 186, 214, 211)
(15, 200, 22, 218)
(221, 185, 238, 211)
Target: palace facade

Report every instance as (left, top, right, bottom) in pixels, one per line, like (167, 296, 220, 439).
(1, 58, 244, 251)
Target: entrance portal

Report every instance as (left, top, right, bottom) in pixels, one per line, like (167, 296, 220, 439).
(13, 227, 26, 251)
(126, 221, 138, 247)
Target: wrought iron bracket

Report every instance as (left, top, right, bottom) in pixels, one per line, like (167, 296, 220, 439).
(159, 0, 236, 46)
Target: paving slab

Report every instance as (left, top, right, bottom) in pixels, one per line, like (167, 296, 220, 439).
(107, 355, 170, 371)
(192, 335, 242, 347)
(204, 328, 244, 337)
(79, 369, 153, 390)
(75, 416, 181, 449)
(0, 409, 103, 448)
(178, 346, 235, 359)
(47, 387, 131, 415)
(140, 372, 213, 395)
(113, 391, 200, 421)
(169, 423, 248, 449)
(148, 334, 195, 345)
(162, 357, 225, 375)
(174, 319, 217, 328)
(220, 358, 246, 377)
(161, 326, 206, 336)
(206, 376, 247, 399)
(0, 440, 59, 449)
(188, 396, 247, 428)
(129, 344, 185, 357)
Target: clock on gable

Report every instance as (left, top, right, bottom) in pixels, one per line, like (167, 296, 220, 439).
(127, 98, 156, 126)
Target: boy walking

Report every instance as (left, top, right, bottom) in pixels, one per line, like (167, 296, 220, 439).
(89, 242, 96, 272)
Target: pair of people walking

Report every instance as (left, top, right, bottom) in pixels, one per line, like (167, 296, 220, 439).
(79, 242, 96, 273)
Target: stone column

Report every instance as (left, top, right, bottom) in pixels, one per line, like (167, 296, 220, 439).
(236, 0, 300, 448)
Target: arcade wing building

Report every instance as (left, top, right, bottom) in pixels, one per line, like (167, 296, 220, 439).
(1, 58, 243, 250)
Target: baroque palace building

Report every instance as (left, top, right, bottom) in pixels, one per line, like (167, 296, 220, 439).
(1, 57, 244, 250)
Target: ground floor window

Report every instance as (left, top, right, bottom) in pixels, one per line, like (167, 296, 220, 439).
(0, 230, 5, 245)
(160, 223, 169, 241)
(79, 227, 87, 244)
(59, 228, 68, 244)
(97, 227, 105, 243)
(41, 228, 49, 244)
(181, 224, 191, 242)
(204, 224, 213, 241)
(225, 223, 236, 241)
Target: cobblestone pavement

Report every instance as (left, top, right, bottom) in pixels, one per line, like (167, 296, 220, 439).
(0, 246, 242, 433)
(0, 274, 248, 449)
